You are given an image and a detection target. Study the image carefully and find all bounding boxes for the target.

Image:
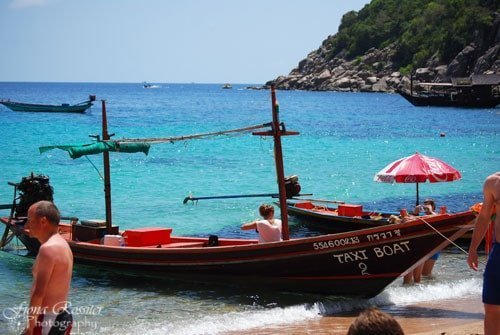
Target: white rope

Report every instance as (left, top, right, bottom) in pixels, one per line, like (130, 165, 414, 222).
(419, 216, 489, 266)
(417, 216, 470, 255)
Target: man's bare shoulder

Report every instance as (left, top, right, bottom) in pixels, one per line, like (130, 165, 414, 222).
(44, 234, 69, 247)
(39, 235, 72, 258)
(486, 172, 500, 181)
(484, 172, 500, 194)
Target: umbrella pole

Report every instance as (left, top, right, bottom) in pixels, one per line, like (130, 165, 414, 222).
(416, 182, 419, 206)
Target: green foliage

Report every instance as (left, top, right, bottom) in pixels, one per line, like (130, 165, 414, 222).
(399, 64, 414, 75)
(353, 56, 363, 65)
(326, 0, 498, 69)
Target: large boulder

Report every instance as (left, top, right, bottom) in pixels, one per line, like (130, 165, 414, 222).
(334, 77, 352, 88)
(415, 67, 435, 82)
(446, 44, 477, 78)
(473, 44, 500, 74)
(372, 77, 389, 92)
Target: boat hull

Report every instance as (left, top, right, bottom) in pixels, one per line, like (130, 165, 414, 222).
(398, 90, 500, 108)
(0, 101, 92, 113)
(1, 211, 475, 297)
(286, 202, 392, 233)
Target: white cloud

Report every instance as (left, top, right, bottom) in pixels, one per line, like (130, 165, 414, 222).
(9, 0, 49, 9)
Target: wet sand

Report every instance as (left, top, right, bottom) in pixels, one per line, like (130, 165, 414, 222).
(222, 295, 484, 335)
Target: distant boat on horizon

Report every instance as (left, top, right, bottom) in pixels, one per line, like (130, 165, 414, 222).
(143, 82, 160, 89)
(221, 83, 232, 89)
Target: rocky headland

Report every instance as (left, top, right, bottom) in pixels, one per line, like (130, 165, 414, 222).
(265, 6, 499, 93)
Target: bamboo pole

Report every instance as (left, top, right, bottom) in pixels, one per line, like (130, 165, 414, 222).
(102, 100, 113, 231)
(271, 86, 290, 240)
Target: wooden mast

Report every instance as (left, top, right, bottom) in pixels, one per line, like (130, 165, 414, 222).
(253, 85, 298, 240)
(102, 100, 113, 231)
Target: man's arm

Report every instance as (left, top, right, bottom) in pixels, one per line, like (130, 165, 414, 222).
(241, 221, 257, 230)
(467, 177, 495, 271)
(25, 246, 55, 335)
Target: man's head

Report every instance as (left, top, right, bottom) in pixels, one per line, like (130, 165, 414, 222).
(259, 204, 275, 219)
(347, 307, 404, 335)
(423, 198, 436, 210)
(26, 201, 60, 240)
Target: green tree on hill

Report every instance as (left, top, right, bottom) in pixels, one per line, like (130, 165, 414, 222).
(327, 0, 498, 72)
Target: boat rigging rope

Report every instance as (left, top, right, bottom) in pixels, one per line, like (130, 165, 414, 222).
(111, 123, 269, 144)
(417, 216, 486, 265)
(84, 155, 104, 180)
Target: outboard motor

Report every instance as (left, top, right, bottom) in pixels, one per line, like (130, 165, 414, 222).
(284, 175, 301, 198)
(15, 173, 54, 218)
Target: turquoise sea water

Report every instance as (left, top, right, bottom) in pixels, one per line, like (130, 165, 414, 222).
(0, 82, 498, 334)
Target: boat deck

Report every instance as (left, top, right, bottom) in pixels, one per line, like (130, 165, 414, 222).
(291, 201, 391, 220)
(58, 223, 259, 249)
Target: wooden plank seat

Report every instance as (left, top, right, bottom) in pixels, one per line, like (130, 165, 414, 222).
(161, 241, 205, 248)
(142, 241, 206, 248)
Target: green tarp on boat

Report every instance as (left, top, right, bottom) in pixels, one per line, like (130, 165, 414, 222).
(39, 142, 150, 159)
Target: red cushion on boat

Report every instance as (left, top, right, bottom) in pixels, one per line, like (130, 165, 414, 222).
(124, 227, 172, 247)
(295, 201, 315, 209)
(338, 204, 363, 217)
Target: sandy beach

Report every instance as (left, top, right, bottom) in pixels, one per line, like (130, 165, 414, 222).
(223, 295, 484, 335)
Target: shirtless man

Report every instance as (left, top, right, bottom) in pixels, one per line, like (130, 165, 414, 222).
(23, 201, 73, 335)
(467, 172, 500, 335)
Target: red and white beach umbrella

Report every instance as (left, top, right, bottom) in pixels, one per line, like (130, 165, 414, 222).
(374, 152, 461, 205)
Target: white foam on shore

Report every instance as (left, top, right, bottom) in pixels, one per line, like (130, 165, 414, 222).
(96, 278, 482, 334)
(316, 277, 483, 315)
(382, 277, 482, 305)
(99, 304, 321, 335)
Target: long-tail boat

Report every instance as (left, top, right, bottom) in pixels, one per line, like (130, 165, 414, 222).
(285, 199, 395, 233)
(0, 95, 95, 113)
(0, 87, 476, 298)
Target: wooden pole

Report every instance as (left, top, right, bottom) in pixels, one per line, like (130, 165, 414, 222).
(0, 184, 17, 248)
(410, 72, 413, 96)
(102, 100, 113, 231)
(252, 86, 298, 240)
(416, 182, 420, 206)
(270, 85, 290, 240)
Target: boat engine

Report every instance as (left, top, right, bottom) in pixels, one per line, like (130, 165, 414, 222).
(15, 173, 54, 218)
(284, 175, 301, 198)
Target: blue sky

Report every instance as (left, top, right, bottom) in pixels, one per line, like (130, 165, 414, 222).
(0, 0, 370, 83)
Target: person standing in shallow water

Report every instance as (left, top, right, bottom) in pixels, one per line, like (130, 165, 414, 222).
(403, 198, 440, 284)
(241, 204, 282, 243)
(23, 201, 73, 335)
(467, 172, 500, 335)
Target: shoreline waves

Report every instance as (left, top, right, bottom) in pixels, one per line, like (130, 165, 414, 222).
(222, 296, 484, 335)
